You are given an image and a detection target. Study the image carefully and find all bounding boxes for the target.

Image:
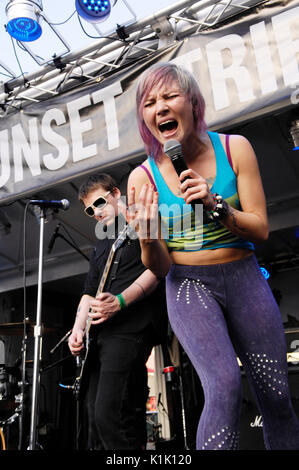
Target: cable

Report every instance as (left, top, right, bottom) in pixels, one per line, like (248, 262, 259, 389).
(76, 13, 127, 43)
(16, 40, 45, 63)
(49, 10, 77, 26)
(0, 70, 15, 79)
(9, 36, 27, 84)
(59, 222, 83, 254)
(0, 427, 6, 450)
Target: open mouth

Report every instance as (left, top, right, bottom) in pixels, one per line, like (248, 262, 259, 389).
(158, 119, 178, 134)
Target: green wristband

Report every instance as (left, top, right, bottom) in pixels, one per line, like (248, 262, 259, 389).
(116, 293, 126, 310)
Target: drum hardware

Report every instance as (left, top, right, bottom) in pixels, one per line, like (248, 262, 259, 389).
(0, 365, 24, 450)
(0, 366, 19, 414)
(0, 321, 55, 337)
(0, 401, 23, 450)
(0, 408, 20, 426)
(0, 319, 54, 451)
(50, 330, 72, 355)
(51, 331, 82, 452)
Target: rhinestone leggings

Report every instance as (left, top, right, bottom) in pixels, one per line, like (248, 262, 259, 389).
(166, 254, 299, 450)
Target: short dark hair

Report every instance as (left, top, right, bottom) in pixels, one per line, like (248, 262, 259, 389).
(78, 173, 118, 202)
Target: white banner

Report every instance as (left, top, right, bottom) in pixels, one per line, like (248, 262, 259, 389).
(0, 1, 298, 203)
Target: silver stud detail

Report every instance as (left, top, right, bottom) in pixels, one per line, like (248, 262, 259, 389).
(201, 426, 239, 450)
(245, 352, 287, 397)
(176, 277, 212, 308)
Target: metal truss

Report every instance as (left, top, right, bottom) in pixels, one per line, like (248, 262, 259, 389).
(0, 0, 269, 116)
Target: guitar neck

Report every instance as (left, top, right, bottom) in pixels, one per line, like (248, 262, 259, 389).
(85, 224, 131, 335)
(95, 248, 115, 298)
(85, 248, 116, 337)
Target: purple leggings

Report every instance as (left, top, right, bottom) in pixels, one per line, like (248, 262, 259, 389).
(166, 254, 299, 450)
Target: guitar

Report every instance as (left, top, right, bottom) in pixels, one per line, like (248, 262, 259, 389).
(73, 223, 135, 400)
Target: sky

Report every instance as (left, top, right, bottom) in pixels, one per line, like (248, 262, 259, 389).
(0, 0, 179, 83)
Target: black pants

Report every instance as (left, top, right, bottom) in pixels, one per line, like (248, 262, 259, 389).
(84, 326, 155, 450)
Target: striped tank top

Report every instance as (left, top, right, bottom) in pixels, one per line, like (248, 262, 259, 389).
(143, 131, 254, 252)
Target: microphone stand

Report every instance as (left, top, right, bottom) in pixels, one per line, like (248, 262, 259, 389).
(18, 327, 28, 450)
(26, 214, 87, 450)
(28, 207, 46, 450)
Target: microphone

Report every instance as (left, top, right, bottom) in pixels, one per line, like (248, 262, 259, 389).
(47, 223, 61, 254)
(163, 140, 203, 210)
(29, 199, 70, 210)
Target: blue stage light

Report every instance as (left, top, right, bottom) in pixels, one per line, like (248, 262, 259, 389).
(6, 16, 42, 42)
(76, 0, 117, 23)
(260, 267, 270, 280)
(6, 1, 43, 42)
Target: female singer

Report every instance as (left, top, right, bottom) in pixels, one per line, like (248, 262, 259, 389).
(127, 62, 299, 450)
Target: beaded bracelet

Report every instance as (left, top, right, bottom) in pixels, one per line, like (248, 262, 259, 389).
(206, 193, 229, 221)
(116, 293, 126, 310)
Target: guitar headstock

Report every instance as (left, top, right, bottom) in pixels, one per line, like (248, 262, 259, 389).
(112, 224, 136, 251)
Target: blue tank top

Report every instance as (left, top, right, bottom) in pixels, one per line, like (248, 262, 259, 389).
(147, 131, 255, 252)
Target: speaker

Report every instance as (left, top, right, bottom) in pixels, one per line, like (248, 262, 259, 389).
(239, 367, 299, 450)
(239, 374, 265, 450)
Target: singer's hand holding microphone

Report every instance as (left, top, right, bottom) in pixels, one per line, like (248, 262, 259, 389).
(163, 139, 215, 212)
(130, 139, 217, 240)
(179, 167, 215, 210)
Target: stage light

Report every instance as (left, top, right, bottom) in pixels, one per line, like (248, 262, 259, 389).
(290, 119, 299, 151)
(5, 0, 43, 42)
(75, 0, 118, 23)
(260, 267, 270, 280)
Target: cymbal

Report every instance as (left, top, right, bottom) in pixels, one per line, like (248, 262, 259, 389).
(0, 322, 55, 336)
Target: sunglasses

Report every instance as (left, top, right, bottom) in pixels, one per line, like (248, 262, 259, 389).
(84, 191, 111, 217)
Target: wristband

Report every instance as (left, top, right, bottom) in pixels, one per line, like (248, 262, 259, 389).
(116, 293, 126, 310)
(206, 194, 229, 221)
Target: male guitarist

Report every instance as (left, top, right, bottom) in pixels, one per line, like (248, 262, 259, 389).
(68, 173, 167, 450)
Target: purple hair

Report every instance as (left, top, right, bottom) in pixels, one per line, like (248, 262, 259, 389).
(136, 62, 207, 161)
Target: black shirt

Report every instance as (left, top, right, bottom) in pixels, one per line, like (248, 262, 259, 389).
(82, 220, 167, 341)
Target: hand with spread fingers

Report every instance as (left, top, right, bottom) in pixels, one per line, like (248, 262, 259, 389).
(127, 183, 159, 241)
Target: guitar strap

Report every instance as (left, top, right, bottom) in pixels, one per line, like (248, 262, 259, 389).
(104, 243, 125, 292)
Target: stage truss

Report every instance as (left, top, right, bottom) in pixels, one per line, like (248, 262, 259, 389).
(0, 0, 269, 116)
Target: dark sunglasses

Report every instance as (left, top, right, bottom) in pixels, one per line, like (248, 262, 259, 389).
(84, 191, 111, 217)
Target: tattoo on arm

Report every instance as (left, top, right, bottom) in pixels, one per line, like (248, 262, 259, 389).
(206, 176, 216, 187)
(76, 306, 81, 318)
(228, 206, 248, 232)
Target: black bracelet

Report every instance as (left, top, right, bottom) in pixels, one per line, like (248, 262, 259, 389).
(207, 194, 229, 221)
